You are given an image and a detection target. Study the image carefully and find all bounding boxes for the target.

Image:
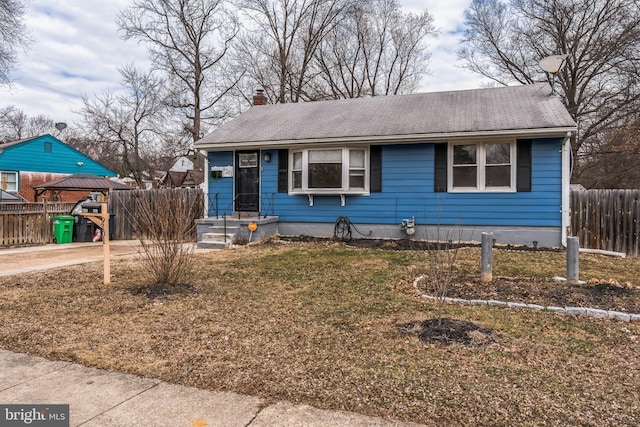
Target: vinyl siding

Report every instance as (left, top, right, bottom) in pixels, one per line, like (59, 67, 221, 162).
(0, 135, 115, 176)
(208, 151, 235, 215)
(208, 138, 562, 228)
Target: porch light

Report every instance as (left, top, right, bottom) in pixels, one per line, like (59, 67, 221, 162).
(264, 152, 271, 162)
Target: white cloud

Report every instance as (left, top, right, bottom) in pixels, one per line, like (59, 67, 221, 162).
(0, 0, 486, 124)
(403, 0, 486, 92)
(2, 0, 148, 123)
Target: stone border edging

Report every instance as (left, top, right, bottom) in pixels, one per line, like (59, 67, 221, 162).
(412, 275, 640, 322)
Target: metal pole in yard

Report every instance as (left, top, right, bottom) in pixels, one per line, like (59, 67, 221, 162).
(481, 232, 493, 282)
(101, 201, 111, 285)
(567, 236, 579, 284)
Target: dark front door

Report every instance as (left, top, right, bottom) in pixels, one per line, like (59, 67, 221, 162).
(235, 151, 260, 212)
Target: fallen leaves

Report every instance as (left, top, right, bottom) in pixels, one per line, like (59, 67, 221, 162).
(587, 277, 636, 289)
(1, 241, 640, 426)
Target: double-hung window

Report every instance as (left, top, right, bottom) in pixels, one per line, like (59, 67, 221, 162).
(449, 141, 515, 192)
(0, 171, 18, 192)
(290, 147, 369, 194)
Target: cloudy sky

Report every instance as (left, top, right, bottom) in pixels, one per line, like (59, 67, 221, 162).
(1, 0, 485, 124)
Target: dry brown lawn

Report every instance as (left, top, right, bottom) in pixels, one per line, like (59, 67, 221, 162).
(1, 240, 640, 426)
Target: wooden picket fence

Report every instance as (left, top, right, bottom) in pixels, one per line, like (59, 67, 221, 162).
(570, 189, 640, 256)
(109, 188, 204, 240)
(0, 202, 76, 246)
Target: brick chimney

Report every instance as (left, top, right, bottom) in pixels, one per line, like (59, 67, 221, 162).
(253, 88, 267, 106)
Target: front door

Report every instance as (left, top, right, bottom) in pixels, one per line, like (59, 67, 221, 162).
(235, 151, 260, 212)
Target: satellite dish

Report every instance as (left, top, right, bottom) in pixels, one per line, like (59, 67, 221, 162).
(539, 54, 568, 95)
(539, 54, 568, 73)
(54, 122, 67, 132)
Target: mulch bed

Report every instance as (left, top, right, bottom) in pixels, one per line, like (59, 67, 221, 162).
(419, 276, 640, 313)
(282, 235, 563, 252)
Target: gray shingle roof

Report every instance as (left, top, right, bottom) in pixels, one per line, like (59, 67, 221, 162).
(196, 84, 576, 149)
(0, 190, 24, 202)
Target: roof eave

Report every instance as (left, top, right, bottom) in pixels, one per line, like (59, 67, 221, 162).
(196, 126, 577, 151)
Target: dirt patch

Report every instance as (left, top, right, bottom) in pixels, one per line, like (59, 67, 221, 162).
(396, 318, 496, 346)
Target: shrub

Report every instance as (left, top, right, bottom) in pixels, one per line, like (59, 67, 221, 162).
(128, 188, 202, 286)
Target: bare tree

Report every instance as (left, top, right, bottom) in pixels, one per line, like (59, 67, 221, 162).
(418, 222, 464, 328)
(0, 106, 28, 140)
(235, 0, 351, 103)
(577, 112, 640, 188)
(117, 0, 243, 159)
(458, 0, 640, 175)
(78, 65, 179, 186)
(0, 106, 61, 141)
(314, 0, 435, 99)
(0, 0, 30, 85)
(66, 134, 123, 174)
(25, 114, 56, 137)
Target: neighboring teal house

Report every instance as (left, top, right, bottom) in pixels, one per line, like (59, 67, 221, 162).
(195, 84, 577, 248)
(0, 134, 116, 201)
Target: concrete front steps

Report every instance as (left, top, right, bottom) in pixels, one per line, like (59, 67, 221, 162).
(199, 226, 240, 249)
(196, 216, 279, 249)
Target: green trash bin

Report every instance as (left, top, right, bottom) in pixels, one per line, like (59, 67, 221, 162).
(53, 215, 74, 244)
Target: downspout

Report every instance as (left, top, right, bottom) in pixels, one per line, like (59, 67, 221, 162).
(202, 150, 209, 218)
(561, 132, 572, 247)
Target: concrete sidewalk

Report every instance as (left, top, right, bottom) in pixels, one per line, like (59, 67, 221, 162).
(0, 349, 424, 427)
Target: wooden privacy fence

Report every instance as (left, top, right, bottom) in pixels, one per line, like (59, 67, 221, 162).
(1, 188, 203, 246)
(570, 189, 640, 256)
(0, 202, 76, 246)
(109, 187, 204, 240)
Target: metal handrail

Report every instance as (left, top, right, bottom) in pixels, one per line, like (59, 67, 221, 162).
(207, 193, 219, 218)
(221, 194, 242, 243)
(261, 192, 275, 218)
(215, 192, 275, 243)
(221, 194, 242, 219)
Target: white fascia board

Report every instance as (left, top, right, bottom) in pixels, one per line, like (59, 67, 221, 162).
(195, 127, 577, 151)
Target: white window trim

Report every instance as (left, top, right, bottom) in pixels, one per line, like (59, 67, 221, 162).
(0, 171, 18, 192)
(288, 147, 370, 196)
(448, 140, 516, 193)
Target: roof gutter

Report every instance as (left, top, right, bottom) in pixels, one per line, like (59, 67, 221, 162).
(561, 131, 573, 247)
(203, 153, 210, 218)
(195, 126, 577, 150)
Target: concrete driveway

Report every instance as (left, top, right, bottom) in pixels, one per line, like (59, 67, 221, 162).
(0, 241, 146, 277)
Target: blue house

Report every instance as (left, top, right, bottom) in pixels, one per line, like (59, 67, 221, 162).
(0, 134, 116, 201)
(195, 84, 577, 248)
